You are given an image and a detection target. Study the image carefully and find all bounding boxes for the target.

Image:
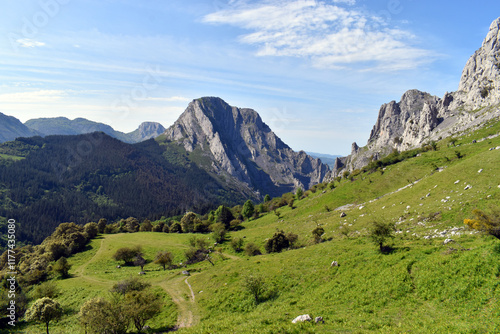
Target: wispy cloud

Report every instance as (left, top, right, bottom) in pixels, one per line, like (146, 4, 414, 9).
(138, 96, 191, 102)
(203, 0, 436, 71)
(0, 90, 66, 103)
(16, 39, 45, 48)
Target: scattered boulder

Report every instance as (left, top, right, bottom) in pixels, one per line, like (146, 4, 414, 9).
(116, 265, 121, 269)
(464, 185, 472, 190)
(139, 271, 146, 275)
(143, 325, 150, 331)
(292, 314, 312, 324)
(478, 169, 483, 173)
(340, 212, 347, 218)
(182, 270, 190, 276)
(315, 316, 325, 324)
(330, 261, 339, 267)
(444, 239, 454, 245)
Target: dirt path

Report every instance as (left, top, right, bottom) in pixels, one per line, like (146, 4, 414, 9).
(158, 274, 199, 329)
(74, 238, 106, 277)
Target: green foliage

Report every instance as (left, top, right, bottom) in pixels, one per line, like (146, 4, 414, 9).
(97, 218, 107, 233)
(296, 188, 303, 200)
(123, 290, 163, 332)
(242, 200, 255, 220)
(169, 221, 182, 233)
(110, 277, 151, 295)
(83, 222, 98, 239)
(51, 257, 72, 278)
(369, 221, 395, 252)
(243, 275, 266, 304)
(265, 230, 290, 253)
(230, 237, 244, 252)
(154, 251, 174, 270)
(464, 208, 500, 239)
(140, 219, 153, 232)
(112, 246, 142, 265)
(31, 281, 60, 299)
(244, 242, 262, 256)
(215, 205, 235, 228)
(79, 297, 129, 334)
(25, 297, 63, 334)
(211, 222, 227, 244)
(312, 226, 325, 244)
(264, 194, 271, 202)
(181, 212, 201, 233)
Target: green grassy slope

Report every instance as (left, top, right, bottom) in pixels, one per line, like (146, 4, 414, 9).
(18, 118, 500, 333)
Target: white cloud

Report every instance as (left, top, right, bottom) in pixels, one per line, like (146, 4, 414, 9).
(138, 96, 191, 102)
(203, 0, 436, 71)
(16, 39, 45, 48)
(0, 90, 66, 103)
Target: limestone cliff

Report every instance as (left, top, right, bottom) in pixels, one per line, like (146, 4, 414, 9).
(327, 17, 500, 178)
(164, 97, 329, 198)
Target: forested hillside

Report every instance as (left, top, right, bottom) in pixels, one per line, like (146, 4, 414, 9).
(0, 133, 250, 245)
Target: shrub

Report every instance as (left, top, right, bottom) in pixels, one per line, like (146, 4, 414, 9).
(243, 275, 266, 304)
(123, 291, 162, 332)
(312, 226, 325, 244)
(296, 188, 303, 200)
(265, 230, 290, 253)
(154, 251, 173, 270)
(139, 220, 152, 232)
(244, 243, 262, 256)
(464, 209, 500, 239)
(110, 277, 151, 295)
(230, 237, 244, 252)
(211, 223, 226, 243)
(369, 221, 395, 252)
(169, 221, 182, 233)
(51, 257, 71, 278)
(31, 281, 60, 299)
(113, 246, 142, 265)
(79, 297, 129, 334)
(83, 222, 98, 239)
(181, 212, 200, 233)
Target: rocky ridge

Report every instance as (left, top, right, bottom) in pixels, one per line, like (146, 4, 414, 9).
(327, 17, 500, 178)
(163, 97, 329, 198)
(0, 112, 38, 143)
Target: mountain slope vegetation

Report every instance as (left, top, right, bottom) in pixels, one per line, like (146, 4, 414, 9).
(3, 116, 499, 333)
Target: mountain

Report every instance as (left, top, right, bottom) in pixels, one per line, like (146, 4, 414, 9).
(328, 17, 500, 178)
(306, 152, 341, 169)
(24, 117, 165, 144)
(0, 133, 249, 244)
(0, 112, 38, 142)
(162, 97, 329, 198)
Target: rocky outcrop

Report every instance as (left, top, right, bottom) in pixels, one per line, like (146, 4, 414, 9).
(327, 17, 500, 178)
(164, 97, 329, 198)
(125, 122, 166, 143)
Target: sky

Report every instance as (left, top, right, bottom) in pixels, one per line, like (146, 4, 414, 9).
(1, 0, 499, 156)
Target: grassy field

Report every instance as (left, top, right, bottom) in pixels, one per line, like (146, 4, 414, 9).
(15, 117, 500, 333)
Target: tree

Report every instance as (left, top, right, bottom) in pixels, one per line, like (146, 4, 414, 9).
(84, 222, 98, 239)
(124, 291, 162, 332)
(79, 297, 129, 334)
(125, 217, 140, 233)
(134, 254, 146, 271)
(139, 219, 152, 232)
(230, 237, 244, 252)
(215, 205, 235, 228)
(242, 200, 255, 220)
(25, 297, 63, 334)
(211, 223, 226, 243)
(369, 221, 395, 252)
(113, 246, 142, 265)
(264, 194, 271, 202)
(244, 242, 262, 256)
(97, 218, 107, 234)
(154, 251, 174, 271)
(169, 221, 182, 233)
(265, 230, 290, 253)
(180, 212, 200, 233)
(52, 257, 71, 278)
(243, 275, 266, 304)
(296, 188, 303, 200)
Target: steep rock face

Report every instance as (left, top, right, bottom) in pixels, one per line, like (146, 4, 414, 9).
(457, 17, 500, 109)
(327, 17, 500, 178)
(124, 122, 166, 143)
(0, 112, 37, 143)
(164, 97, 329, 197)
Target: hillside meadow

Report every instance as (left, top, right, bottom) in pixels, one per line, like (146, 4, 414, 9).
(6, 117, 500, 333)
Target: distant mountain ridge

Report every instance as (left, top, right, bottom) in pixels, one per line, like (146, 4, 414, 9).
(24, 117, 165, 144)
(327, 17, 500, 178)
(163, 97, 329, 197)
(0, 112, 38, 143)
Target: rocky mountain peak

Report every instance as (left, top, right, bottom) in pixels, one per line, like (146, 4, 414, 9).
(164, 97, 329, 197)
(457, 17, 500, 109)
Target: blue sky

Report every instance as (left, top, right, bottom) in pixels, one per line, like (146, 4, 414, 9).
(1, 0, 499, 155)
